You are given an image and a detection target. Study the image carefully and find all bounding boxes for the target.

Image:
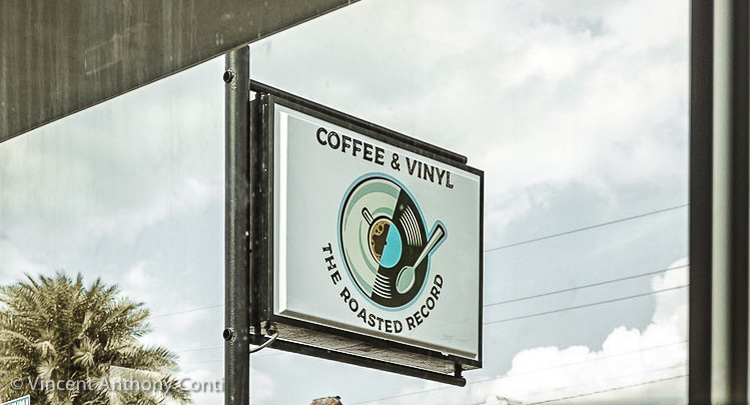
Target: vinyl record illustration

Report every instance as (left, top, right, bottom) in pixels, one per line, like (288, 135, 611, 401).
(339, 175, 445, 308)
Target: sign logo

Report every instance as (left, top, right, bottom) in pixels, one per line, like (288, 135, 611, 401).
(339, 175, 446, 308)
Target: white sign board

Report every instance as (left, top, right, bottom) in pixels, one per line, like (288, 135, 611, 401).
(2, 396, 30, 405)
(269, 98, 483, 362)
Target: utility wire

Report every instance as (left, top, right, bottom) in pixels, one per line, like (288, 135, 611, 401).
(179, 284, 689, 375)
(347, 341, 688, 405)
(150, 304, 223, 318)
(485, 284, 688, 325)
(162, 269, 686, 356)
(521, 363, 687, 401)
(174, 344, 224, 353)
(484, 264, 689, 308)
(151, 265, 687, 320)
(174, 344, 286, 356)
(163, 266, 688, 354)
(496, 341, 687, 380)
(458, 363, 687, 405)
(149, 207, 688, 320)
(180, 359, 223, 365)
(525, 374, 687, 405)
(173, 344, 286, 356)
(166, 266, 689, 353)
(166, 207, 690, 375)
(485, 203, 688, 253)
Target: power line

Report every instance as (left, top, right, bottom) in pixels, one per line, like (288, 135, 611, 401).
(347, 386, 448, 405)
(347, 341, 688, 405)
(163, 206, 690, 383)
(167, 268, 689, 359)
(150, 304, 223, 319)
(520, 363, 687, 401)
(458, 363, 687, 405)
(161, 269, 688, 356)
(484, 264, 689, 308)
(485, 203, 688, 253)
(496, 341, 687, 380)
(180, 359, 223, 365)
(525, 374, 687, 405)
(485, 284, 688, 325)
(174, 344, 224, 353)
(174, 345, 288, 357)
(150, 266, 688, 322)
(175, 350, 284, 369)
(165, 259, 689, 368)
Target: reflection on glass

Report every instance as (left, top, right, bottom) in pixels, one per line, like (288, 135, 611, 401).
(0, 58, 225, 404)
(248, 0, 689, 403)
(1, 0, 690, 404)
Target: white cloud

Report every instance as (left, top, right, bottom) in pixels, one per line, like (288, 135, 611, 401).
(483, 258, 688, 404)
(251, 0, 689, 246)
(0, 172, 221, 279)
(124, 260, 152, 290)
(0, 239, 46, 280)
(0, 2, 690, 404)
(251, 368, 276, 404)
(0, 56, 224, 278)
(76, 175, 221, 244)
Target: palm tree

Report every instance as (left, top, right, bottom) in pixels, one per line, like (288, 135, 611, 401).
(0, 273, 192, 405)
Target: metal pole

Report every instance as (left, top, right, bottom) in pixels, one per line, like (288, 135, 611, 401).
(723, 0, 749, 400)
(690, 1, 750, 403)
(689, 1, 713, 402)
(727, 1, 750, 399)
(225, 46, 251, 405)
(711, 1, 749, 402)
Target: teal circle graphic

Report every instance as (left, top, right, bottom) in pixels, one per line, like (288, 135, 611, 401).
(339, 175, 433, 309)
(377, 220, 403, 268)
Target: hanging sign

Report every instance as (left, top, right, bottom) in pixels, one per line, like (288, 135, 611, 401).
(255, 89, 483, 377)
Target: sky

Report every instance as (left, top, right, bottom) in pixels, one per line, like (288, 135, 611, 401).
(0, 0, 689, 404)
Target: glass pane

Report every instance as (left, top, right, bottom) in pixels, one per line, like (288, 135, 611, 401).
(1, 1, 690, 404)
(249, 0, 689, 404)
(0, 58, 225, 404)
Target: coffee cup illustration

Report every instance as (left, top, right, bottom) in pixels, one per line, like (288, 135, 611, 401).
(339, 175, 445, 308)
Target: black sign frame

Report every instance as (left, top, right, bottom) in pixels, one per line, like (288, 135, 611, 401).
(247, 81, 484, 386)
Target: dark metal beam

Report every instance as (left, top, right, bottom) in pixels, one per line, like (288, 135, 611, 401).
(726, 0, 749, 400)
(249, 335, 467, 387)
(0, 0, 359, 142)
(689, 0, 750, 402)
(224, 47, 250, 405)
(689, 1, 713, 402)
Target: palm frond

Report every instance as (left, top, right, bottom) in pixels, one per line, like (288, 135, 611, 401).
(0, 272, 193, 405)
